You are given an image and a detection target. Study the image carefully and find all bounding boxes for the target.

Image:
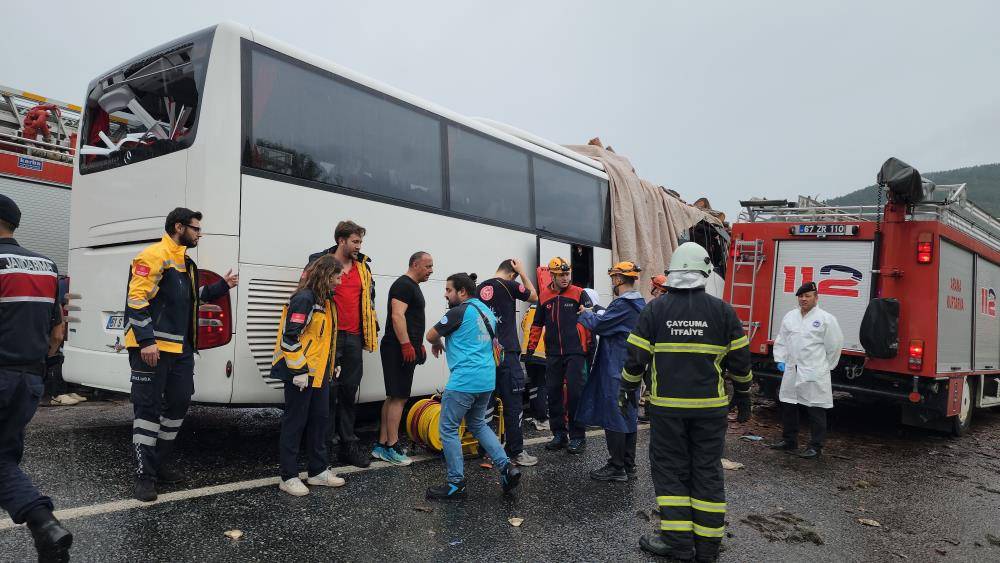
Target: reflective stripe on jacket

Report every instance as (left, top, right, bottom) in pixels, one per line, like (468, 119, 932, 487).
(623, 287, 752, 418)
(307, 247, 378, 351)
(270, 289, 338, 388)
(527, 285, 593, 356)
(124, 235, 229, 353)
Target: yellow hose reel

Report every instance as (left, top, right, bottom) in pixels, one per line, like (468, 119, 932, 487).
(406, 395, 505, 456)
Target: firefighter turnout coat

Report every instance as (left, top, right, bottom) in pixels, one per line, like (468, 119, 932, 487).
(623, 287, 752, 416)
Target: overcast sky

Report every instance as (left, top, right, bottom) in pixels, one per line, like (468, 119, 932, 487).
(4, 0, 997, 220)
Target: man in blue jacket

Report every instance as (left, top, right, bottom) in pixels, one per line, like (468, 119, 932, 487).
(577, 262, 646, 482)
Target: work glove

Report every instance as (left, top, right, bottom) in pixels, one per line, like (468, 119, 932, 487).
(618, 383, 639, 419)
(776, 362, 785, 373)
(731, 391, 752, 423)
(401, 342, 417, 363)
(292, 374, 309, 390)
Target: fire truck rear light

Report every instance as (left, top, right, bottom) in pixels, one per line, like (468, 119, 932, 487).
(908, 339, 924, 371)
(908, 391, 921, 403)
(916, 234, 933, 263)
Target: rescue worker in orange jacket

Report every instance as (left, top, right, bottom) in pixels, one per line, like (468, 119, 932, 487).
(526, 257, 594, 453)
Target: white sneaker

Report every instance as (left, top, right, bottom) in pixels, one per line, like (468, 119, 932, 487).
(307, 469, 346, 487)
(532, 419, 550, 431)
(279, 477, 309, 496)
(68, 393, 88, 402)
(513, 451, 539, 467)
(51, 394, 79, 406)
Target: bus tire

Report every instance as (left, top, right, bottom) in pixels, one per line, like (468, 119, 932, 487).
(950, 377, 973, 437)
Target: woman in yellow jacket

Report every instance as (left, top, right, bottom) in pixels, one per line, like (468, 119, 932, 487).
(271, 255, 346, 496)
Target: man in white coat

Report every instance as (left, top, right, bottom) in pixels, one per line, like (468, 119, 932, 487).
(769, 282, 844, 460)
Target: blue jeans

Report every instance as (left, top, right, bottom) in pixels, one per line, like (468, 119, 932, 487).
(439, 389, 509, 484)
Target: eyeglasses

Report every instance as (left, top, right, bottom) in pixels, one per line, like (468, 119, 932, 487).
(184, 224, 202, 233)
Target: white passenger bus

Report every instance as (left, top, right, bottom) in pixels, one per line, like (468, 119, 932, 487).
(64, 23, 615, 405)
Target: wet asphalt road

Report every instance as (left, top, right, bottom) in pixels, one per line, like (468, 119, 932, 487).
(2, 395, 1000, 562)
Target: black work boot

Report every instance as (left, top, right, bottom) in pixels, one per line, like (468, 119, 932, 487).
(157, 465, 185, 484)
(339, 442, 371, 468)
(567, 438, 587, 454)
(26, 509, 73, 563)
(426, 480, 467, 501)
(590, 464, 628, 482)
(134, 478, 157, 502)
(545, 435, 568, 451)
(639, 533, 694, 560)
(768, 439, 797, 452)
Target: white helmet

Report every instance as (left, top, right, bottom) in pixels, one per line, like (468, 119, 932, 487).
(667, 242, 712, 277)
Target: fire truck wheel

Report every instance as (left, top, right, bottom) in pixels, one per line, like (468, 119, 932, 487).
(950, 377, 973, 437)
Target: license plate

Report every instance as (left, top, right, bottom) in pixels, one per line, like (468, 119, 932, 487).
(793, 224, 858, 236)
(106, 314, 125, 330)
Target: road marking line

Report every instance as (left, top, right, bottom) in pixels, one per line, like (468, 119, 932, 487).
(1, 427, 631, 530)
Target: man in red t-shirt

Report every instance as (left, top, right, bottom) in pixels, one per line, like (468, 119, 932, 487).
(306, 220, 378, 468)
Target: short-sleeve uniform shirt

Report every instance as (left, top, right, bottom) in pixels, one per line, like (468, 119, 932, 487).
(432, 298, 497, 393)
(476, 277, 531, 351)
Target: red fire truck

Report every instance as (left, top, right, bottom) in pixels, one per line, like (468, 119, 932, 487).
(725, 158, 1000, 435)
(0, 84, 79, 272)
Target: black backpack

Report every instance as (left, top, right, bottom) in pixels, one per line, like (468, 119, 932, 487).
(860, 298, 899, 358)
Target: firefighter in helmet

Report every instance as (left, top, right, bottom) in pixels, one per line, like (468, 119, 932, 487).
(526, 257, 594, 453)
(622, 242, 753, 561)
(576, 262, 646, 481)
(650, 274, 668, 298)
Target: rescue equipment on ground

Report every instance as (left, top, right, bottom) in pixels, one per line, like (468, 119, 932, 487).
(406, 395, 505, 456)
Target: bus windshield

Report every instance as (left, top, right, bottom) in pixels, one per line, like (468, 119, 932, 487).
(79, 28, 214, 174)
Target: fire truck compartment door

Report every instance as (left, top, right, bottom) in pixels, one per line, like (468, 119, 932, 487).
(770, 240, 874, 352)
(974, 256, 1000, 371)
(937, 240, 974, 373)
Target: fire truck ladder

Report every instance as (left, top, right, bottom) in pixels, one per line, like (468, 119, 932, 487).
(0, 85, 80, 164)
(727, 239, 765, 341)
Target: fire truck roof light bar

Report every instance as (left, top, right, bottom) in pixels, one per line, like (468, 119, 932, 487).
(738, 199, 1000, 253)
